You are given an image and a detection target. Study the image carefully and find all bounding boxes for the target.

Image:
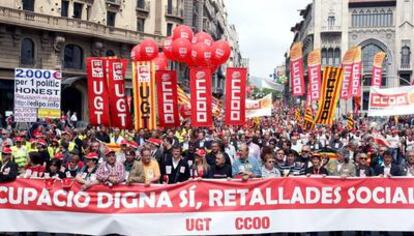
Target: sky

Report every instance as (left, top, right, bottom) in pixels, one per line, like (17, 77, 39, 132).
(226, 0, 311, 79)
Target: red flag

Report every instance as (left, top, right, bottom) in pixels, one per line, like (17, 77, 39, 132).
(225, 68, 247, 125)
(289, 42, 305, 96)
(86, 57, 111, 126)
(190, 67, 213, 127)
(307, 49, 321, 101)
(106, 59, 132, 129)
(155, 70, 180, 128)
(371, 52, 386, 87)
(349, 46, 362, 96)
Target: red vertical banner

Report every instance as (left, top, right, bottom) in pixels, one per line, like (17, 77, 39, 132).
(86, 57, 111, 126)
(155, 70, 180, 128)
(340, 48, 355, 100)
(106, 59, 132, 129)
(289, 42, 305, 96)
(349, 46, 362, 96)
(371, 52, 386, 87)
(225, 68, 247, 126)
(307, 49, 321, 101)
(190, 67, 213, 127)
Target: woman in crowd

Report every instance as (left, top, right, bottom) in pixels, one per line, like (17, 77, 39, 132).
(45, 158, 65, 179)
(191, 148, 211, 178)
(261, 153, 281, 178)
(305, 154, 329, 176)
(76, 152, 98, 185)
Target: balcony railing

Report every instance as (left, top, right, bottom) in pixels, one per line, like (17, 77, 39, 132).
(0, 6, 163, 44)
(165, 5, 184, 19)
(400, 63, 412, 71)
(106, 0, 121, 6)
(136, 1, 150, 13)
(321, 25, 341, 32)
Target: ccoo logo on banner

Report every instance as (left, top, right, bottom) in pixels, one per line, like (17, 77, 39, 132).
(190, 67, 213, 127)
(155, 70, 180, 128)
(225, 68, 247, 126)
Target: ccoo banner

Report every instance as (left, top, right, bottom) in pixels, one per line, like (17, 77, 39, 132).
(289, 42, 305, 96)
(350, 46, 362, 96)
(368, 86, 414, 116)
(307, 49, 321, 102)
(340, 48, 355, 100)
(314, 67, 344, 125)
(2, 178, 414, 235)
(190, 67, 213, 127)
(132, 61, 157, 130)
(86, 58, 111, 126)
(225, 68, 247, 126)
(155, 70, 180, 128)
(371, 52, 386, 88)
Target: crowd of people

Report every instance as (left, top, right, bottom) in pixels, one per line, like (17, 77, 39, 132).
(1, 107, 414, 188)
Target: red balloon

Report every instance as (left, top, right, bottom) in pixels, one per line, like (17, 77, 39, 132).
(211, 40, 231, 65)
(162, 37, 174, 60)
(172, 25, 193, 41)
(139, 38, 159, 61)
(179, 104, 191, 119)
(171, 38, 192, 62)
(192, 32, 213, 47)
(153, 53, 168, 70)
(191, 43, 213, 66)
(130, 44, 141, 61)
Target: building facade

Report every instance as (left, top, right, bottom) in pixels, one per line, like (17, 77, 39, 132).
(289, 0, 414, 113)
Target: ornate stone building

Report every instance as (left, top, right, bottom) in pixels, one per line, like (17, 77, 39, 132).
(0, 0, 186, 120)
(289, 0, 414, 113)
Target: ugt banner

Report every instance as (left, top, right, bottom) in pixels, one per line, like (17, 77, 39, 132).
(314, 67, 344, 125)
(225, 68, 247, 126)
(190, 67, 213, 127)
(106, 59, 132, 129)
(289, 42, 305, 96)
(371, 52, 386, 87)
(155, 70, 180, 128)
(86, 58, 111, 126)
(2, 178, 414, 235)
(307, 49, 321, 101)
(368, 86, 414, 116)
(132, 61, 157, 130)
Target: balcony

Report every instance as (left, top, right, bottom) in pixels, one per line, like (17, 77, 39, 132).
(0, 6, 164, 45)
(321, 25, 341, 33)
(165, 5, 184, 22)
(400, 63, 412, 71)
(136, 0, 150, 17)
(106, 0, 121, 6)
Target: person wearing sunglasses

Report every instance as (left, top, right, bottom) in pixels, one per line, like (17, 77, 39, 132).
(355, 153, 374, 177)
(0, 147, 18, 182)
(261, 153, 281, 178)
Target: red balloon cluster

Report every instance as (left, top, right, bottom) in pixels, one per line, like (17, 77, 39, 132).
(131, 25, 231, 70)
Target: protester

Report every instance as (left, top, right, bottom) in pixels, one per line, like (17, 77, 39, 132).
(355, 152, 375, 177)
(140, 148, 161, 184)
(306, 154, 329, 176)
(232, 143, 261, 179)
(93, 148, 126, 187)
(209, 152, 232, 179)
(76, 152, 98, 185)
(326, 149, 356, 177)
(161, 145, 190, 184)
(45, 158, 65, 179)
(374, 150, 403, 177)
(261, 153, 281, 178)
(0, 147, 18, 182)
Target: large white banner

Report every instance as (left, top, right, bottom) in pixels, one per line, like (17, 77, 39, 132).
(368, 86, 414, 117)
(246, 94, 272, 118)
(14, 68, 61, 109)
(261, 78, 284, 92)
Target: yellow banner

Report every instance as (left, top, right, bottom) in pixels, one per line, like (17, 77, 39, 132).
(314, 67, 344, 125)
(290, 42, 303, 61)
(37, 108, 60, 119)
(307, 49, 321, 66)
(132, 61, 157, 130)
(373, 52, 386, 67)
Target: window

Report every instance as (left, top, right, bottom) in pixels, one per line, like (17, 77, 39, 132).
(61, 0, 69, 17)
(328, 15, 335, 27)
(20, 38, 35, 65)
(400, 74, 411, 86)
(106, 50, 115, 57)
(362, 91, 370, 111)
(107, 11, 116, 27)
(352, 8, 393, 28)
(362, 44, 387, 74)
(334, 48, 341, 66)
(401, 46, 411, 68)
(63, 44, 83, 69)
(137, 18, 145, 32)
(352, 10, 358, 27)
(22, 0, 35, 11)
(387, 9, 393, 26)
(321, 48, 327, 66)
(167, 0, 173, 14)
(73, 2, 83, 19)
(86, 5, 91, 20)
(327, 48, 334, 66)
(167, 23, 173, 36)
(137, 0, 145, 9)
